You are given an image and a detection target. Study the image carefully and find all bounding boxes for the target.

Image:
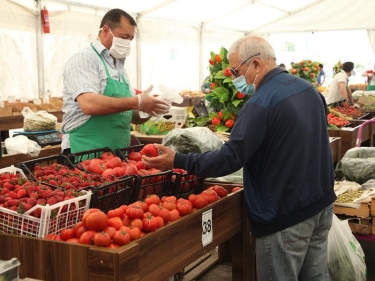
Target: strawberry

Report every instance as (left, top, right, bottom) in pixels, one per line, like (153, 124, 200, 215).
(16, 189, 27, 199)
(47, 197, 57, 206)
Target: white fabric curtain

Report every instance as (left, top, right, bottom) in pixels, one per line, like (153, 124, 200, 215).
(367, 29, 375, 57)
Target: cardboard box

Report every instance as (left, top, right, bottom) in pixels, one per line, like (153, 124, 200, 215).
(139, 106, 187, 135)
(0, 107, 12, 117)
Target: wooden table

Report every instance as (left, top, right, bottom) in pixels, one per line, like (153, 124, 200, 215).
(0, 111, 63, 131)
(0, 190, 256, 281)
(329, 137, 341, 164)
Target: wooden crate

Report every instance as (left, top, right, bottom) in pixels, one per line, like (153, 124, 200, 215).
(348, 217, 372, 235)
(0, 190, 256, 281)
(334, 202, 370, 218)
(328, 119, 373, 159)
(329, 137, 341, 164)
(372, 197, 375, 216)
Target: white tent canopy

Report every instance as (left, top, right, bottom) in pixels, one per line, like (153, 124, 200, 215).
(0, 0, 375, 101)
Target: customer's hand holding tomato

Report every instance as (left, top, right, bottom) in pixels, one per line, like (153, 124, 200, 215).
(141, 144, 176, 171)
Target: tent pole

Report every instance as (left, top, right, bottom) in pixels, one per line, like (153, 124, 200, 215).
(35, 0, 45, 98)
(199, 23, 204, 91)
(136, 15, 142, 91)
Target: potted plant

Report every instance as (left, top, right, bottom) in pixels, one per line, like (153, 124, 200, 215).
(289, 60, 321, 83)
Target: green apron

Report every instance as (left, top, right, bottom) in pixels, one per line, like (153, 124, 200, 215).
(367, 76, 375, 91)
(68, 45, 133, 153)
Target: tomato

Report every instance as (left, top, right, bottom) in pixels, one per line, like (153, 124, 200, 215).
(211, 185, 228, 198)
(310, 73, 315, 78)
(102, 168, 117, 179)
(224, 67, 231, 77)
(79, 230, 97, 245)
(82, 208, 101, 227)
(201, 189, 218, 203)
(215, 54, 222, 63)
(291, 68, 297, 74)
(169, 209, 180, 222)
(89, 160, 106, 175)
(124, 164, 138, 176)
(236, 92, 246, 99)
(210, 83, 217, 90)
(147, 203, 161, 216)
(45, 234, 58, 240)
(93, 232, 111, 247)
(231, 186, 242, 193)
(108, 217, 125, 230)
(127, 226, 141, 241)
(193, 194, 208, 209)
(155, 216, 164, 228)
(133, 200, 148, 212)
(162, 200, 176, 211)
(126, 205, 144, 219)
(108, 208, 125, 219)
(66, 238, 80, 244)
(130, 218, 143, 230)
(113, 167, 125, 177)
(103, 226, 117, 238)
(128, 152, 142, 161)
(142, 215, 158, 233)
(113, 230, 130, 245)
(157, 207, 170, 223)
(209, 59, 215, 65)
(161, 196, 177, 204)
(303, 66, 309, 71)
(212, 117, 221, 126)
(75, 225, 88, 239)
(60, 228, 75, 241)
(144, 194, 160, 206)
(101, 151, 115, 161)
(106, 157, 122, 169)
(134, 161, 146, 170)
(176, 201, 193, 216)
(107, 243, 120, 249)
(225, 119, 234, 128)
(85, 211, 108, 231)
(140, 144, 159, 158)
(188, 194, 197, 206)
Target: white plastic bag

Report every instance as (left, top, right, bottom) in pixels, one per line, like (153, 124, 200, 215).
(327, 214, 367, 281)
(22, 106, 57, 132)
(4, 135, 41, 157)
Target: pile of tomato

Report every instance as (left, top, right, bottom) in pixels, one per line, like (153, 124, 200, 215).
(327, 113, 350, 127)
(47, 185, 243, 247)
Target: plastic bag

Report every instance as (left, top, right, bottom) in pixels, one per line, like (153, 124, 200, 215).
(162, 127, 224, 154)
(335, 147, 375, 184)
(4, 135, 41, 157)
(327, 214, 367, 281)
(22, 106, 57, 132)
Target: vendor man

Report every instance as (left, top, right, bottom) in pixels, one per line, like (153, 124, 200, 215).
(325, 61, 354, 105)
(61, 9, 170, 154)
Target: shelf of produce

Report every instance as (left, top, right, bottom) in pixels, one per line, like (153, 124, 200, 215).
(329, 137, 341, 164)
(328, 119, 374, 159)
(0, 111, 63, 131)
(0, 190, 255, 281)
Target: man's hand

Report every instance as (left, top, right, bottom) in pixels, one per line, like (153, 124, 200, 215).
(141, 144, 176, 171)
(137, 85, 170, 116)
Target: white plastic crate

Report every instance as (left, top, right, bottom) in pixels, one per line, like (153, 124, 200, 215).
(0, 165, 27, 178)
(0, 191, 92, 238)
(0, 258, 20, 281)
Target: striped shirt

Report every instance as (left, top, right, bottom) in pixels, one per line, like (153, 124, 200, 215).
(61, 39, 133, 150)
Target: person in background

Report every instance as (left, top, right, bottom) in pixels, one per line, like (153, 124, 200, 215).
(361, 63, 375, 91)
(201, 75, 211, 94)
(318, 63, 326, 86)
(325, 61, 354, 105)
(278, 63, 286, 69)
(61, 9, 170, 154)
(143, 35, 335, 281)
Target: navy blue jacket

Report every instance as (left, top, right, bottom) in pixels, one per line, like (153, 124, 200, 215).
(174, 67, 336, 237)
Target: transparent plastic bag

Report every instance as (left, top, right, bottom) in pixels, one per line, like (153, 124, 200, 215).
(328, 214, 367, 281)
(4, 135, 41, 157)
(22, 106, 57, 132)
(335, 147, 375, 184)
(162, 127, 224, 154)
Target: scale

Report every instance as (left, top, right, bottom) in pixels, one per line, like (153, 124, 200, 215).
(12, 130, 62, 146)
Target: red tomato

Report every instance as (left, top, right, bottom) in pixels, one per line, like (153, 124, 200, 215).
(113, 167, 125, 177)
(140, 144, 159, 158)
(201, 189, 218, 203)
(102, 168, 117, 179)
(147, 203, 161, 216)
(101, 152, 115, 161)
(128, 152, 142, 161)
(75, 225, 88, 239)
(236, 92, 246, 99)
(133, 201, 148, 212)
(107, 243, 120, 249)
(142, 215, 158, 233)
(107, 208, 125, 219)
(169, 209, 180, 222)
(113, 230, 130, 245)
(215, 54, 222, 63)
(188, 194, 197, 206)
(85, 211, 108, 231)
(88, 160, 106, 175)
(225, 119, 234, 128)
(108, 217, 125, 230)
(60, 228, 75, 241)
(231, 186, 243, 193)
(158, 207, 170, 223)
(127, 226, 141, 241)
(106, 157, 122, 169)
(224, 67, 231, 77)
(102, 226, 117, 238)
(93, 232, 111, 247)
(144, 194, 160, 206)
(193, 194, 209, 209)
(124, 164, 139, 176)
(155, 216, 164, 228)
(162, 200, 176, 211)
(211, 185, 228, 198)
(130, 218, 143, 230)
(82, 208, 101, 227)
(66, 238, 80, 244)
(126, 205, 144, 219)
(176, 201, 193, 216)
(79, 230, 97, 245)
(212, 117, 221, 126)
(161, 196, 177, 204)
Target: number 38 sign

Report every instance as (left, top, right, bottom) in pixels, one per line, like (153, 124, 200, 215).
(202, 209, 213, 246)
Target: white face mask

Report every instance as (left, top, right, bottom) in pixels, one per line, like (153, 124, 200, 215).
(108, 29, 131, 59)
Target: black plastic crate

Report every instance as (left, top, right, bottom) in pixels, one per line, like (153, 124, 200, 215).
(114, 144, 144, 161)
(89, 175, 134, 213)
(170, 172, 204, 199)
(133, 170, 173, 201)
(17, 154, 76, 182)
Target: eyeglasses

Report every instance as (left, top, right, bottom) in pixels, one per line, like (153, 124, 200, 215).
(230, 52, 261, 77)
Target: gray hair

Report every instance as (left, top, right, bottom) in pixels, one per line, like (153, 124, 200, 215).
(228, 36, 276, 64)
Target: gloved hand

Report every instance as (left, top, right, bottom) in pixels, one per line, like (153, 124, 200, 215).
(137, 85, 171, 116)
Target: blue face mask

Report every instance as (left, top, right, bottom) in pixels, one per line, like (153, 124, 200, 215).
(232, 63, 258, 96)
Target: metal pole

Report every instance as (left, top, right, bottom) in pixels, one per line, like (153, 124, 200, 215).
(35, 0, 45, 98)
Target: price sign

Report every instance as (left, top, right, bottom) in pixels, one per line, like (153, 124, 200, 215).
(202, 209, 213, 247)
